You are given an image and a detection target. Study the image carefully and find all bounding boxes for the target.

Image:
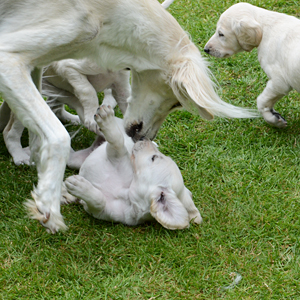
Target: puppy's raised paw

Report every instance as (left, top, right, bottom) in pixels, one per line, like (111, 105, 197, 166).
(94, 105, 115, 126)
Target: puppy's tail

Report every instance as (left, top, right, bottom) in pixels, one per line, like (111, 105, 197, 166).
(161, 0, 175, 9)
(170, 44, 259, 119)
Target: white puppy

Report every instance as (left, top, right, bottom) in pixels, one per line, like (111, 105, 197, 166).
(64, 105, 202, 229)
(0, 0, 256, 233)
(204, 2, 300, 128)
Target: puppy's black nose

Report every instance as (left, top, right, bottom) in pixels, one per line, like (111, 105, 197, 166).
(126, 121, 143, 138)
(204, 48, 210, 53)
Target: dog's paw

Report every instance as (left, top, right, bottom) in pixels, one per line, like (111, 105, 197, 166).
(94, 105, 115, 126)
(65, 175, 92, 200)
(24, 197, 67, 234)
(263, 109, 287, 128)
(12, 152, 32, 166)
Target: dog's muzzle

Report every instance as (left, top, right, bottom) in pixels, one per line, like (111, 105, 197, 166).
(126, 121, 143, 141)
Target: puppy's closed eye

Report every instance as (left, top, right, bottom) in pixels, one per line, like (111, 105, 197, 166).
(218, 32, 224, 37)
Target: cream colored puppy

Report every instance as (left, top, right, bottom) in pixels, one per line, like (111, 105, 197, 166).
(204, 2, 300, 128)
(64, 105, 202, 229)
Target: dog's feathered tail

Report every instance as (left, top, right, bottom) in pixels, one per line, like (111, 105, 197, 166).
(169, 45, 259, 119)
(161, 0, 175, 9)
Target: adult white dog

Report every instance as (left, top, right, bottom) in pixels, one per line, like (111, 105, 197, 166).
(0, 0, 174, 167)
(64, 105, 202, 229)
(204, 2, 300, 128)
(0, 0, 256, 233)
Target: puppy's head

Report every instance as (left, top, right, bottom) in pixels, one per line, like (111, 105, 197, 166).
(131, 140, 201, 229)
(204, 3, 262, 57)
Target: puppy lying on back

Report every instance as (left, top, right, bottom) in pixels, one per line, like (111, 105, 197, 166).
(64, 105, 202, 229)
(204, 2, 300, 128)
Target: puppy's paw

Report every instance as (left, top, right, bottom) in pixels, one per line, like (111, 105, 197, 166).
(263, 109, 287, 128)
(94, 105, 115, 127)
(65, 175, 92, 200)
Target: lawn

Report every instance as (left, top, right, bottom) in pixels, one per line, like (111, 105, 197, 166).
(1, 0, 300, 299)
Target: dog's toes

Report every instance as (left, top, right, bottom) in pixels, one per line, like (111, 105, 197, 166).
(263, 109, 287, 128)
(271, 110, 287, 128)
(65, 175, 86, 198)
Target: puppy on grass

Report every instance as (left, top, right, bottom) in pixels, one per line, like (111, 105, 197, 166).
(63, 105, 202, 229)
(204, 2, 300, 128)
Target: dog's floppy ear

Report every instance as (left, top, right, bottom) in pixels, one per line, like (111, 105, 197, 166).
(232, 17, 262, 51)
(150, 188, 189, 230)
(179, 187, 202, 224)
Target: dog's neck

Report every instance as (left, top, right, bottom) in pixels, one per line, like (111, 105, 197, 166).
(84, 0, 192, 73)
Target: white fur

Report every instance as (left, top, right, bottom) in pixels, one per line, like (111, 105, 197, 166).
(0, 0, 256, 232)
(161, 0, 175, 9)
(64, 105, 202, 229)
(204, 2, 300, 128)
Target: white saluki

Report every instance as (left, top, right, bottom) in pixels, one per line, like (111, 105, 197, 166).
(0, 0, 257, 233)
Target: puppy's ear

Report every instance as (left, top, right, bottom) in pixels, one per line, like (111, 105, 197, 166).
(150, 188, 189, 230)
(179, 187, 202, 224)
(233, 17, 262, 51)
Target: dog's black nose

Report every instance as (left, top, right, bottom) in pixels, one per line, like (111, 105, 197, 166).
(126, 121, 143, 138)
(204, 48, 210, 53)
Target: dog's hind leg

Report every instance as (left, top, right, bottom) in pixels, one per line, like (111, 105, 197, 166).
(3, 113, 31, 165)
(65, 175, 106, 216)
(257, 80, 291, 128)
(67, 135, 106, 170)
(0, 56, 70, 233)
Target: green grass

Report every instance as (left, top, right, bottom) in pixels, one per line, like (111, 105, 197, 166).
(1, 0, 300, 298)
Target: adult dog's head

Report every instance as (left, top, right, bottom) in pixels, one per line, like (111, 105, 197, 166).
(124, 42, 257, 142)
(204, 3, 262, 58)
(130, 139, 202, 229)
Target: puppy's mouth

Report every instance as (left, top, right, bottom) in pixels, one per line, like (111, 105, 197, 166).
(132, 139, 154, 152)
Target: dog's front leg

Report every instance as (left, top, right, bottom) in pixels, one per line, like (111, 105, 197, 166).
(257, 80, 291, 128)
(46, 98, 81, 125)
(65, 175, 106, 216)
(53, 62, 100, 134)
(0, 57, 70, 233)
